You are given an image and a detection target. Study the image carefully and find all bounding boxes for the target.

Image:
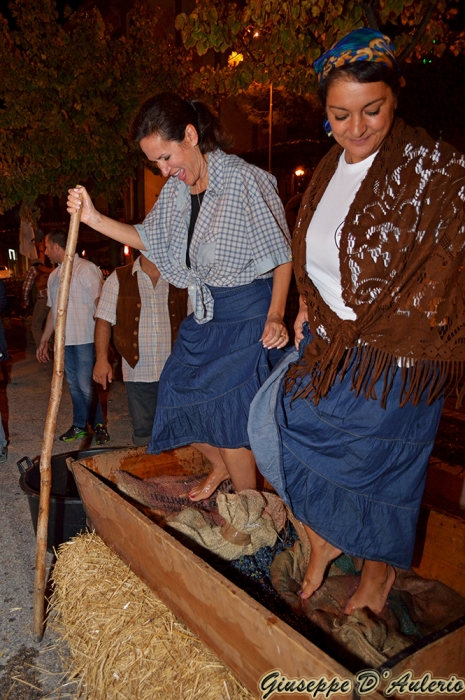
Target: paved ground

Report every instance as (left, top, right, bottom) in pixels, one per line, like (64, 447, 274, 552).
(0, 321, 134, 699)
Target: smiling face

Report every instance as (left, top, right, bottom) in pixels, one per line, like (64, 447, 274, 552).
(139, 126, 208, 191)
(326, 78, 397, 163)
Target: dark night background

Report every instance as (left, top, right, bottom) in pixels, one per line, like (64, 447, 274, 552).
(0, 0, 464, 150)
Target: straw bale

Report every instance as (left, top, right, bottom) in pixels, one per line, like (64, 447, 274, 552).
(48, 532, 256, 700)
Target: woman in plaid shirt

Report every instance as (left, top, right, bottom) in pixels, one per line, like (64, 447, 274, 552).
(67, 93, 292, 501)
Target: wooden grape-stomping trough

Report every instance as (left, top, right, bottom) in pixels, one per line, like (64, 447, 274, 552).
(70, 446, 465, 700)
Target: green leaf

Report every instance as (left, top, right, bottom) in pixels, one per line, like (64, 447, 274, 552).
(175, 13, 187, 30)
(196, 39, 209, 55)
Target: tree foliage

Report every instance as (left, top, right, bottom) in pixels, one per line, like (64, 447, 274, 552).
(2, 0, 463, 219)
(176, 0, 464, 97)
(0, 0, 193, 219)
(236, 83, 323, 132)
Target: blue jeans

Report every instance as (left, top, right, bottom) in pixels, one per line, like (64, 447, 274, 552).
(64, 344, 104, 429)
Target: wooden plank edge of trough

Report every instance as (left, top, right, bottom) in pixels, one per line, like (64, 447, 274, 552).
(71, 460, 385, 700)
(376, 614, 465, 699)
(69, 455, 465, 700)
(68, 445, 209, 483)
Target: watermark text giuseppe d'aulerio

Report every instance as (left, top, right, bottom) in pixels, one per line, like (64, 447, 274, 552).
(258, 669, 465, 699)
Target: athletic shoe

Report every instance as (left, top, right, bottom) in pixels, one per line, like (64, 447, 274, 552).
(0, 446, 7, 463)
(93, 424, 110, 445)
(59, 425, 88, 442)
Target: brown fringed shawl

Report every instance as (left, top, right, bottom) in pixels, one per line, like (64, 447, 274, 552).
(287, 119, 465, 407)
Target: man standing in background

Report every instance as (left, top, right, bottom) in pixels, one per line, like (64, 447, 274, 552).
(22, 258, 52, 348)
(94, 254, 187, 446)
(36, 230, 109, 445)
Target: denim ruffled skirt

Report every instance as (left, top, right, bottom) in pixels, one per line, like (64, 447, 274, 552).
(248, 327, 443, 569)
(148, 278, 282, 454)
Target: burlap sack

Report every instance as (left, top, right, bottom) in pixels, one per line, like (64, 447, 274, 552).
(270, 524, 465, 667)
(167, 490, 287, 560)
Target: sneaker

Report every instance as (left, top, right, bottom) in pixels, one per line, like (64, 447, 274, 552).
(0, 446, 7, 464)
(59, 425, 88, 442)
(93, 424, 110, 445)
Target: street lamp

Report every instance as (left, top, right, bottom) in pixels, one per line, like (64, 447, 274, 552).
(293, 167, 306, 195)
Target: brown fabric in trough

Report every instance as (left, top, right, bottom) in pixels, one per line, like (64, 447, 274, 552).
(270, 538, 465, 667)
(114, 470, 233, 514)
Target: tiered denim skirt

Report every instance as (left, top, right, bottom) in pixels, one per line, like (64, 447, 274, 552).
(248, 327, 443, 568)
(148, 278, 282, 454)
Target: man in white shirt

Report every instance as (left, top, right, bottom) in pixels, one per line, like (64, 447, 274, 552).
(93, 254, 187, 445)
(36, 230, 109, 445)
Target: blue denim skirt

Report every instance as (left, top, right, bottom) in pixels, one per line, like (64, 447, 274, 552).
(148, 278, 282, 454)
(248, 328, 443, 568)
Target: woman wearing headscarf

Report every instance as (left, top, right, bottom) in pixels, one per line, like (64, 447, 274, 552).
(67, 94, 292, 500)
(249, 28, 465, 615)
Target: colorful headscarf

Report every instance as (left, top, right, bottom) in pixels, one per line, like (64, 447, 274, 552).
(314, 27, 399, 84)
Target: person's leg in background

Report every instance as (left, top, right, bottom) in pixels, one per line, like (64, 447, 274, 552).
(125, 381, 159, 446)
(62, 345, 88, 438)
(62, 344, 108, 443)
(0, 414, 7, 463)
(73, 343, 108, 444)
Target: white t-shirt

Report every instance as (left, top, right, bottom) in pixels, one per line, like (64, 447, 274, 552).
(306, 151, 377, 320)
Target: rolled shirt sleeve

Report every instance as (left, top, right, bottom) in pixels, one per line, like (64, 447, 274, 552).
(242, 172, 292, 276)
(95, 271, 119, 326)
(134, 224, 155, 263)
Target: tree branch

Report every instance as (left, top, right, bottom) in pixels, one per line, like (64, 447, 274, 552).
(361, 1, 380, 31)
(397, 0, 438, 64)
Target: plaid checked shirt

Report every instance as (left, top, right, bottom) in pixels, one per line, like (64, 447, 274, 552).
(22, 266, 47, 304)
(47, 255, 103, 345)
(95, 257, 172, 382)
(135, 149, 291, 324)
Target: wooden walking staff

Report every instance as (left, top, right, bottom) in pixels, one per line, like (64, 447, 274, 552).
(32, 207, 81, 641)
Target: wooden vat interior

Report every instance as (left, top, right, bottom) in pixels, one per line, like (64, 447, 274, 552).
(74, 445, 209, 483)
(71, 448, 465, 699)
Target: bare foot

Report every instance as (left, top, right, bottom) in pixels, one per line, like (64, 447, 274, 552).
(300, 525, 342, 600)
(188, 465, 229, 502)
(344, 562, 395, 615)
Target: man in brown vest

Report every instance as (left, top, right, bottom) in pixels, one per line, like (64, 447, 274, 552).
(93, 254, 187, 446)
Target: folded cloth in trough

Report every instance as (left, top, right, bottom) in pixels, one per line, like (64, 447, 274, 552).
(167, 490, 287, 560)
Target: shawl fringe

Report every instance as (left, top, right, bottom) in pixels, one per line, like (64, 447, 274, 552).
(285, 344, 464, 409)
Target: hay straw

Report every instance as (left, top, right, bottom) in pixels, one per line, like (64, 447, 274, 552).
(48, 532, 256, 700)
